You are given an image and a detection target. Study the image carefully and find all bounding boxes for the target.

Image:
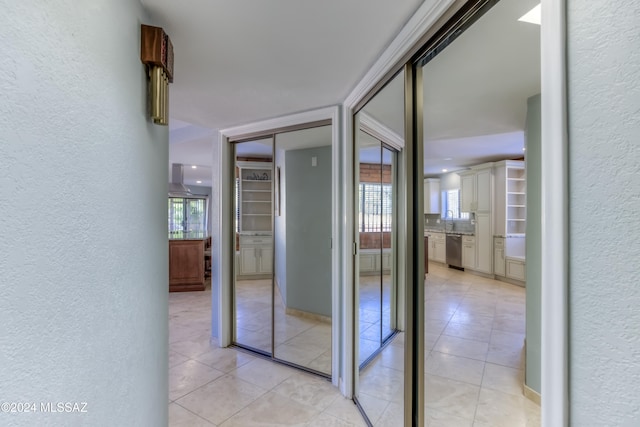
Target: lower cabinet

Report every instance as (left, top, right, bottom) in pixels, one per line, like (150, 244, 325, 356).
(494, 237, 506, 276)
(426, 232, 446, 264)
(359, 249, 392, 274)
(506, 257, 526, 281)
(475, 213, 493, 274)
(462, 236, 476, 269)
(238, 235, 273, 277)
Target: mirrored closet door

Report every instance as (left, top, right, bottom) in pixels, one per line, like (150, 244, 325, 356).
(231, 125, 333, 377)
(354, 68, 405, 425)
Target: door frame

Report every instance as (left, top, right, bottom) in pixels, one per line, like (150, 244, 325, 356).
(215, 106, 341, 386)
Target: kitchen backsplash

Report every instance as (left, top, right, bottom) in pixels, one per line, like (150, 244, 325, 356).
(424, 213, 475, 233)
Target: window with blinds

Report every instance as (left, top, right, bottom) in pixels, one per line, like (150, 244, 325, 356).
(168, 197, 207, 232)
(359, 183, 393, 232)
(442, 189, 469, 219)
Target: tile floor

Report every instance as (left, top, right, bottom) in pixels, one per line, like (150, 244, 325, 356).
(169, 283, 358, 426)
(357, 262, 540, 426)
(168, 262, 540, 426)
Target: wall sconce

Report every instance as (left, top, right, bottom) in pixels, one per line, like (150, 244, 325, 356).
(140, 24, 174, 126)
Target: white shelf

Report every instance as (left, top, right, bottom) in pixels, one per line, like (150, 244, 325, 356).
(508, 178, 525, 181)
(507, 192, 525, 195)
(508, 204, 526, 208)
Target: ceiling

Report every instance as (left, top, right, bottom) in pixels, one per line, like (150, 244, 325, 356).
(154, 0, 540, 184)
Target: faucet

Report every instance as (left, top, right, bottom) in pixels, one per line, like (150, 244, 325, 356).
(446, 210, 454, 232)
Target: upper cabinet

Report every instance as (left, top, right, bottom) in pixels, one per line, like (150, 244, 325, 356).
(458, 163, 493, 213)
(494, 160, 526, 236)
(237, 161, 272, 234)
(424, 178, 441, 214)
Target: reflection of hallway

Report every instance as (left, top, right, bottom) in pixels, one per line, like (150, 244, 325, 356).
(358, 263, 541, 426)
(235, 278, 332, 374)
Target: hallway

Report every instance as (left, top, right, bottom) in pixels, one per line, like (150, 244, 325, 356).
(168, 263, 540, 426)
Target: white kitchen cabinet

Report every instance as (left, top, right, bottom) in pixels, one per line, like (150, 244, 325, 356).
(424, 178, 441, 214)
(462, 235, 476, 269)
(494, 237, 505, 276)
(460, 174, 475, 213)
(506, 257, 526, 281)
(238, 235, 273, 276)
(425, 232, 446, 264)
(475, 212, 493, 274)
(359, 249, 392, 274)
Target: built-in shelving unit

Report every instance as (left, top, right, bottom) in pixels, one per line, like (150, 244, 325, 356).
(239, 163, 272, 233)
(506, 167, 526, 234)
(494, 160, 526, 236)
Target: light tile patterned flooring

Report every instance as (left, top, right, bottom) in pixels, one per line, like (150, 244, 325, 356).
(168, 263, 540, 426)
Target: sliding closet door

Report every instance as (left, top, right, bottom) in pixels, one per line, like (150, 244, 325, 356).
(232, 138, 274, 355)
(272, 125, 333, 376)
(354, 68, 406, 426)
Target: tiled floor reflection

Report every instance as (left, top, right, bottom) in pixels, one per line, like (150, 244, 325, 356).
(357, 262, 540, 426)
(168, 283, 355, 426)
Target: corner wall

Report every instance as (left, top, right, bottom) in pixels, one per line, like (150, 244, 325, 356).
(567, 0, 640, 423)
(0, 1, 169, 425)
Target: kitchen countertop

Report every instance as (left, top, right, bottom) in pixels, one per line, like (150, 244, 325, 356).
(424, 228, 475, 236)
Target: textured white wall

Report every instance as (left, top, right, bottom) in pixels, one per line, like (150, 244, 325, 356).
(567, 0, 640, 424)
(0, 1, 169, 426)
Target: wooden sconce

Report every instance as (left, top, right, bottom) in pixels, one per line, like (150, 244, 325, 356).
(140, 24, 174, 125)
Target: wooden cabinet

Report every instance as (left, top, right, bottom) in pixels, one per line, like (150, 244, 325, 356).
(494, 237, 505, 276)
(424, 178, 441, 214)
(238, 161, 272, 233)
(462, 235, 476, 269)
(169, 239, 205, 292)
(425, 231, 446, 264)
(238, 235, 272, 277)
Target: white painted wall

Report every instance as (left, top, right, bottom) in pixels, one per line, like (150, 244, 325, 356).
(438, 171, 461, 191)
(567, 0, 640, 424)
(0, 1, 169, 425)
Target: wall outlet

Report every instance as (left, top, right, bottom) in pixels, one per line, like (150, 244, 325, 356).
(311, 156, 317, 167)
(436, 219, 440, 223)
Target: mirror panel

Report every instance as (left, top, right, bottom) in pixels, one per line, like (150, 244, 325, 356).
(272, 125, 333, 375)
(355, 68, 405, 425)
(233, 138, 274, 354)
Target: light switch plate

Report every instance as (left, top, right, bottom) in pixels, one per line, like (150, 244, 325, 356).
(311, 156, 317, 167)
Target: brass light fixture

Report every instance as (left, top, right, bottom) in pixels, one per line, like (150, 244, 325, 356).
(140, 24, 174, 125)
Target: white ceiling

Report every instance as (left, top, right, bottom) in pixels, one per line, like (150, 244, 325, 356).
(155, 0, 540, 184)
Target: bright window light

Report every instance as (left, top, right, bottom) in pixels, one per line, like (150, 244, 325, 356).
(519, 4, 541, 25)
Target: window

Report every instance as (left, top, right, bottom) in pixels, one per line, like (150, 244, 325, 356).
(359, 183, 393, 232)
(168, 197, 207, 233)
(442, 189, 469, 219)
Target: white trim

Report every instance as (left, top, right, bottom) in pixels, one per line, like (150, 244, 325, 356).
(541, 0, 568, 426)
(359, 111, 405, 150)
(216, 131, 232, 347)
(218, 106, 341, 387)
(220, 106, 338, 139)
(343, 0, 454, 109)
(341, 105, 354, 398)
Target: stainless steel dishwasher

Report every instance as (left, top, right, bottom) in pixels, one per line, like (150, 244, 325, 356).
(446, 234, 463, 270)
